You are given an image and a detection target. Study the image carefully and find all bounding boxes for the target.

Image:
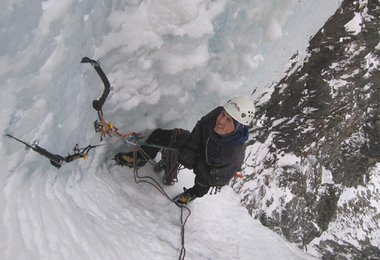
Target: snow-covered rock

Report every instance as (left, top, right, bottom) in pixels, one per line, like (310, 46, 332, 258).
(234, 0, 380, 258)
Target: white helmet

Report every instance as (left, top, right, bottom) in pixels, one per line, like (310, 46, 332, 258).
(223, 96, 255, 126)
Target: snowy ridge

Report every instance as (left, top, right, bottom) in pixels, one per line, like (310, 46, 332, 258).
(233, 0, 380, 258)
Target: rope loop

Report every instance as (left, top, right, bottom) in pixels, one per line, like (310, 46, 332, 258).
(129, 139, 191, 260)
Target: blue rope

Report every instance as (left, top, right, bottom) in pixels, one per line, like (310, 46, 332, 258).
(137, 141, 178, 151)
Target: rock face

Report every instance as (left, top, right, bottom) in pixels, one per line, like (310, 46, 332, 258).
(233, 0, 380, 258)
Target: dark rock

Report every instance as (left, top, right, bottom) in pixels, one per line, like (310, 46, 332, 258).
(234, 0, 380, 258)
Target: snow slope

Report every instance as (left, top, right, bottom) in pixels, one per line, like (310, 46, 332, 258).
(0, 0, 339, 259)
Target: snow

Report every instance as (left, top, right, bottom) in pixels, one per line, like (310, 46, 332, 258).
(309, 164, 380, 253)
(321, 167, 334, 185)
(0, 0, 339, 259)
(344, 12, 362, 36)
(277, 153, 301, 167)
(363, 52, 380, 78)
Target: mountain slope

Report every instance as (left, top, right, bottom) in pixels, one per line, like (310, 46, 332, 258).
(233, 0, 380, 258)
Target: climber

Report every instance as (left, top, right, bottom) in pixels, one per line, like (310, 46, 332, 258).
(115, 96, 255, 205)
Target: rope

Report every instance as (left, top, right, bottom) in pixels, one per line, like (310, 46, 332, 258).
(138, 141, 178, 151)
(154, 128, 187, 185)
(84, 57, 191, 258)
(96, 109, 141, 142)
(129, 140, 191, 260)
(156, 147, 182, 185)
(179, 206, 191, 260)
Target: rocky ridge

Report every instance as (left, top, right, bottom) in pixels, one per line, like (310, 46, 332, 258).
(233, 0, 380, 258)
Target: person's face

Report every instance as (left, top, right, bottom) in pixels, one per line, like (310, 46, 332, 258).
(214, 110, 235, 136)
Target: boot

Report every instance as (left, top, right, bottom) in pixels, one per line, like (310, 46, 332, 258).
(173, 190, 196, 205)
(114, 152, 147, 168)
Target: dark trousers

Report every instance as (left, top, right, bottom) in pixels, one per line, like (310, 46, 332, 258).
(138, 128, 174, 159)
(140, 128, 210, 198)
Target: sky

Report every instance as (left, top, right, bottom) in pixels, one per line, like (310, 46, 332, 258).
(0, 0, 340, 259)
